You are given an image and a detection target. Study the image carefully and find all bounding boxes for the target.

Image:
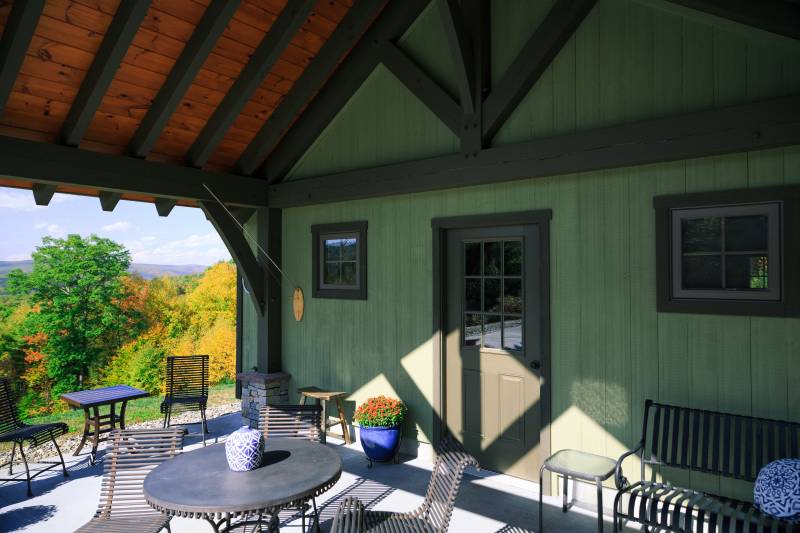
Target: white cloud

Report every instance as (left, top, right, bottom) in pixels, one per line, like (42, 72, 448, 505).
(3, 253, 30, 261)
(101, 221, 131, 232)
(126, 232, 231, 265)
(0, 188, 73, 211)
(141, 236, 157, 242)
(34, 222, 67, 236)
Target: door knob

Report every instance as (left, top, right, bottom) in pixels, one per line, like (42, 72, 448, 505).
(530, 360, 541, 370)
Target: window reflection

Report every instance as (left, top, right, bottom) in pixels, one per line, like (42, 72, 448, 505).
(322, 235, 359, 287)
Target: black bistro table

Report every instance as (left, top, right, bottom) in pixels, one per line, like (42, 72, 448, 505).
(60, 384, 148, 463)
(144, 438, 342, 532)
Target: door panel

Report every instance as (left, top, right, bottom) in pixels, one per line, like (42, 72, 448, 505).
(444, 224, 545, 481)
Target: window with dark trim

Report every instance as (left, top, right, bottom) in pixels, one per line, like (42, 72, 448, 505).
(655, 185, 800, 317)
(311, 221, 367, 300)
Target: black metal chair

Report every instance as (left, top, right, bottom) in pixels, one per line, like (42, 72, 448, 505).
(76, 427, 184, 532)
(160, 355, 209, 445)
(331, 434, 479, 533)
(0, 377, 69, 497)
(260, 404, 324, 532)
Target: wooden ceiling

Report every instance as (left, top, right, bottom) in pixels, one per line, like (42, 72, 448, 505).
(0, 0, 372, 190)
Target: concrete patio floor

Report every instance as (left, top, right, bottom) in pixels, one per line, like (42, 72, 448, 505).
(0, 413, 638, 532)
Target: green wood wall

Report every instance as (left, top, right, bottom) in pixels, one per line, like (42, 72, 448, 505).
(248, 0, 800, 498)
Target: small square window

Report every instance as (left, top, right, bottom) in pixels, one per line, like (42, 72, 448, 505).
(655, 186, 800, 317)
(311, 221, 367, 300)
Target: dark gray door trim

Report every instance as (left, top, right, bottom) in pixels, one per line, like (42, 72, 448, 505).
(431, 209, 552, 482)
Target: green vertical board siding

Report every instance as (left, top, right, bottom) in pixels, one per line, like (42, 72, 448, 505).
(239, 0, 800, 498)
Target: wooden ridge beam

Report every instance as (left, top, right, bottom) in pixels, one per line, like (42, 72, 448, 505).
(437, 0, 474, 114)
(61, 0, 151, 147)
(0, 135, 268, 207)
(129, 0, 241, 158)
(200, 201, 266, 314)
(0, 0, 44, 113)
(666, 0, 800, 40)
(267, 94, 800, 208)
(380, 43, 462, 135)
(235, 0, 387, 176)
(187, 0, 316, 168)
(259, 0, 430, 184)
(482, 0, 597, 142)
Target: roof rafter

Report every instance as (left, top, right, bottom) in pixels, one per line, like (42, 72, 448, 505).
(666, 0, 800, 40)
(0, 0, 44, 113)
(235, 0, 387, 176)
(437, 0, 474, 114)
(259, 0, 431, 184)
(187, 0, 316, 168)
(482, 0, 597, 142)
(129, 0, 241, 158)
(380, 43, 462, 135)
(267, 94, 800, 207)
(60, 0, 151, 147)
(0, 135, 268, 207)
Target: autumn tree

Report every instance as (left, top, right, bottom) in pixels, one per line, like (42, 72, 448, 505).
(8, 235, 137, 394)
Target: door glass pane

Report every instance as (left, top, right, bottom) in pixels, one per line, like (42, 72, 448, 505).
(341, 237, 358, 260)
(464, 279, 481, 311)
(464, 242, 481, 276)
(464, 313, 481, 346)
(682, 217, 721, 253)
(725, 215, 768, 251)
(682, 255, 722, 289)
(341, 262, 357, 286)
(323, 262, 340, 285)
(504, 278, 522, 314)
(726, 255, 768, 289)
(504, 241, 522, 276)
(484, 278, 501, 312)
(483, 314, 502, 348)
(503, 315, 523, 351)
(484, 241, 501, 275)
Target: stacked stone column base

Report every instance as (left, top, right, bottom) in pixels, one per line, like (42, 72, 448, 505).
(236, 371, 291, 428)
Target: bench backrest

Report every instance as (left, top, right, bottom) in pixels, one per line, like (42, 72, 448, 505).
(641, 399, 800, 483)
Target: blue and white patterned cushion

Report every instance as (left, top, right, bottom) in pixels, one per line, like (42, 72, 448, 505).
(225, 426, 264, 472)
(754, 458, 800, 520)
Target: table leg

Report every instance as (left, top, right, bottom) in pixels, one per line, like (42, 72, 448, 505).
(336, 398, 351, 444)
(74, 408, 91, 456)
(299, 394, 307, 405)
(320, 399, 327, 444)
(109, 402, 117, 430)
(596, 478, 604, 533)
(90, 405, 101, 464)
(119, 400, 128, 429)
(539, 466, 545, 533)
(563, 474, 569, 512)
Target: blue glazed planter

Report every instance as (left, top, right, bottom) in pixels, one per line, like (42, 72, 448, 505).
(359, 425, 401, 464)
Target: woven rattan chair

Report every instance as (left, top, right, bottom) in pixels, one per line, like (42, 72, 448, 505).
(260, 404, 324, 531)
(160, 355, 209, 445)
(76, 427, 184, 532)
(331, 435, 479, 533)
(0, 377, 69, 497)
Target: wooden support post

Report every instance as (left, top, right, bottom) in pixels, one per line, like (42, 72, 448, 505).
(251, 208, 282, 374)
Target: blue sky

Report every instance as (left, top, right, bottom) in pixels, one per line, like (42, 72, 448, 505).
(0, 187, 231, 266)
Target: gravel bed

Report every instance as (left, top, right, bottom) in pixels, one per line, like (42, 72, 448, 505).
(0, 401, 241, 465)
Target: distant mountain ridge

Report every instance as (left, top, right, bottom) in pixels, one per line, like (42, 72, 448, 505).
(0, 260, 208, 289)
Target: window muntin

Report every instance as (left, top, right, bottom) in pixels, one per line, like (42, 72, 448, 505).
(462, 239, 523, 351)
(671, 203, 780, 301)
(320, 233, 360, 289)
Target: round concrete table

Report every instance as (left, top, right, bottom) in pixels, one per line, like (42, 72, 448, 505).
(143, 438, 342, 532)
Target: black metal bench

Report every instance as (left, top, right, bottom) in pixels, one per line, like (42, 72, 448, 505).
(613, 399, 800, 532)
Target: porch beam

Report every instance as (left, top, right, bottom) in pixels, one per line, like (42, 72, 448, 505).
(380, 43, 462, 135)
(437, 0, 474, 114)
(129, 0, 240, 158)
(154, 198, 177, 217)
(200, 201, 266, 314)
(60, 0, 151, 147)
(267, 94, 800, 207)
(0, 135, 268, 207)
(187, 0, 316, 168)
(99, 191, 122, 212)
(235, 0, 386, 176)
(482, 0, 597, 142)
(259, 0, 430, 184)
(31, 183, 56, 206)
(461, 0, 490, 154)
(0, 0, 44, 113)
(666, 0, 800, 40)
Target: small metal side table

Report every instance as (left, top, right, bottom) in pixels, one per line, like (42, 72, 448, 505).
(539, 449, 617, 533)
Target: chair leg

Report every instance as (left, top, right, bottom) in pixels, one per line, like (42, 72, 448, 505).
(50, 432, 69, 478)
(17, 441, 32, 497)
(8, 441, 15, 474)
(201, 405, 209, 433)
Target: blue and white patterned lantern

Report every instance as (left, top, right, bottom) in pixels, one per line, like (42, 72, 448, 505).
(754, 458, 800, 520)
(225, 426, 264, 472)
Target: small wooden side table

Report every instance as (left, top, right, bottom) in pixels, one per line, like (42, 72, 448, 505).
(61, 385, 149, 464)
(298, 387, 352, 444)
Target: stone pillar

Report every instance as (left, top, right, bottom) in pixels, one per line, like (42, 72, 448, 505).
(237, 371, 291, 428)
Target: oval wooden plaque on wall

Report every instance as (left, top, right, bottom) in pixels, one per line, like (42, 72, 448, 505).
(293, 287, 304, 322)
